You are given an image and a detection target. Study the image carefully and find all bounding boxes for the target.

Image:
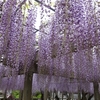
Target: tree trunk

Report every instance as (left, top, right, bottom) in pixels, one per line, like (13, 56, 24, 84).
(93, 82, 100, 100)
(19, 90, 23, 100)
(40, 90, 44, 100)
(66, 93, 71, 100)
(22, 72, 33, 100)
(88, 93, 94, 100)
(78, 91, 81, 100)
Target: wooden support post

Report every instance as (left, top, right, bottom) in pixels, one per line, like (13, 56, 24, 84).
(62, 92, 63, 100)
(66, 92, 68, 100)
(22, 72, 33, 100)
(68, 93, 71, 100)
(93, 82, 100, 100)
(52, 91, 54, 100)
(44, 88, 48, 100)
(48, 91, 51, 100)
(3, 89, 7, 100)
(71, 93, 74, 100)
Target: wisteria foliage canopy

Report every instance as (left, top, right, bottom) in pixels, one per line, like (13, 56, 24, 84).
(0, 0, 100, 91)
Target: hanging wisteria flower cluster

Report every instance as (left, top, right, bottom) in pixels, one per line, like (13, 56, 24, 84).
(0, 0, 37, 74)
(0, 74, 94, 93)
(0, 75, 24, 91)
(32, 74, 94, 93)
(38, 0, 100, 82)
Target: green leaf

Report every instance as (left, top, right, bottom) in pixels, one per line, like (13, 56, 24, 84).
(12, 90, 20, 99)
